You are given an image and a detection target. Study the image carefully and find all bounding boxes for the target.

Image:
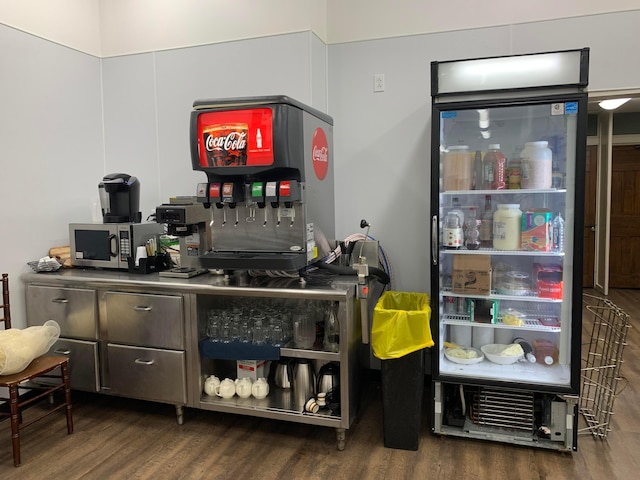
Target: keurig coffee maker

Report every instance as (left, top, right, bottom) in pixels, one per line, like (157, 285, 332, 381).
(99, 173, 142, 223)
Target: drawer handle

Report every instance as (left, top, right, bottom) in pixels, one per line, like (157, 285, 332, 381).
(54, 348, 71, 356)
(133, 305, 152, 312)
(134, 358, 155, 366)
(52, 298, 69, 304)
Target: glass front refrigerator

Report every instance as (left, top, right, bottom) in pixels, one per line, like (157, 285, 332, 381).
(429, 48, 589, 451)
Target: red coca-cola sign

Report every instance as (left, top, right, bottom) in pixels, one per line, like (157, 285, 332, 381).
(198, 109, 274, 167)
(312, 127, 329, 180)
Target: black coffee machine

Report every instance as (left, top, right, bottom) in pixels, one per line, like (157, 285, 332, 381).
(98, 173, 142, 223)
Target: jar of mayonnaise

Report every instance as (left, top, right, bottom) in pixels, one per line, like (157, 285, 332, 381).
(520, 141, 552, 189)
(492, 204, 522, 250)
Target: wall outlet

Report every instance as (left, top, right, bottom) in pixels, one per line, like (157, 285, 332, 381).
(374, 74, 385, 92)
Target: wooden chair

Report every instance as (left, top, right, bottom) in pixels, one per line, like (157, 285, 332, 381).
(0, 273, 73, 467)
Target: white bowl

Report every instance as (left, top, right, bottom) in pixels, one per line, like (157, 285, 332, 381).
(444, 347, 484, 365)
(481, 344, 524, 365)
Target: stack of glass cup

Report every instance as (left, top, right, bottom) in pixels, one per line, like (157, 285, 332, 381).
(205, 298, 337, 350)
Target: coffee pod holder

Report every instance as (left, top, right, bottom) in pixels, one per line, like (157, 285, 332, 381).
(127, 254, 170, 274)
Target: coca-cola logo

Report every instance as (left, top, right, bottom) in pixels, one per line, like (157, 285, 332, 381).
(205, 131, 247, 153)
(312, 128, 329, 180)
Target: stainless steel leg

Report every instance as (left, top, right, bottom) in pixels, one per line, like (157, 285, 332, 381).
(175, 405, 184, 425)
(335, 428, 346, 451)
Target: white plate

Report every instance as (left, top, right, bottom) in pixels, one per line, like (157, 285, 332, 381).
(481, 344, 524, 365)
(444, 347, 484, 365)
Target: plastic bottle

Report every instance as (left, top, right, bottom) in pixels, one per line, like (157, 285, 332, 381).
(323, 302, 339, 352)
(451, 197, 465, 230)
(533, 339, 558, 366)
(479, 195, 493, 248)
(484, 144, 507, 190)
(492, 204, 522, 250)
(520, 141, 552, 189)
(473, 150, 483, 190)
(552, 212, 565, 253)
(512, 337, 536, 363)
(443, 211, 463, 249)
(464, 207, 480, 250)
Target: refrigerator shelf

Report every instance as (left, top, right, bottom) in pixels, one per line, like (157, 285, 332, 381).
(440, 287, 562, 303)
(440, 248, 564, 257)
(440, 188, 566, 196)
(443, 316, 561, 333)
(438, 356, 572, 387)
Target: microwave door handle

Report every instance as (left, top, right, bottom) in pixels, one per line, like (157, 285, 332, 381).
(109, 234, 119, 257)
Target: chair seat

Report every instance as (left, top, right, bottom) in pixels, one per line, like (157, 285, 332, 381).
(0, 355, 68, 386)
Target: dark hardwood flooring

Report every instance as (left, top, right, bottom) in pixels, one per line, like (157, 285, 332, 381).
(1, 289, 638, 479)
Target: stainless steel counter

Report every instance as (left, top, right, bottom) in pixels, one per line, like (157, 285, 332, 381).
(22, 268, 364, 450)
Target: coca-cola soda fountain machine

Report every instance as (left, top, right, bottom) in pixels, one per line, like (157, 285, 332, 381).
(190, 96, 335, 272)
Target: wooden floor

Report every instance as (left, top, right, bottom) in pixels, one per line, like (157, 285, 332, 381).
(1, 289, 638, 479)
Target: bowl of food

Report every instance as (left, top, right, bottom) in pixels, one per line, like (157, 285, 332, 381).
(481, 343, 524, 365)
(444, 346, 484, 365)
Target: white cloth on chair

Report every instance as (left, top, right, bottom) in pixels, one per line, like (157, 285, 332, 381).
(0, 320, 60, 375)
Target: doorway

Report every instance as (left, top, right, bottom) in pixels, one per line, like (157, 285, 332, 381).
(583, 144, 640, 288)
(609, 145, 640, 288)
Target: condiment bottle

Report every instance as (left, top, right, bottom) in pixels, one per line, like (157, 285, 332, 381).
(492, 204, 522, 250)
(512, 337, 536, 363)
(533, 339, 558, 366)
(520, 141, 552, 189)
(483, 144, 506, 190)
(473, 150, 483, 190)
(464, 207, 480, 250)
(443, 212, 463, 249)
(479, 195, 493, 248)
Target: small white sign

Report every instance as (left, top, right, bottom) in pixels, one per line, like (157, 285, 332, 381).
(551, 103, 565, 116)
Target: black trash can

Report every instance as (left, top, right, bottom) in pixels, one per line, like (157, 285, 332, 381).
(381, 349, 425, 450)
(372, 291, 432, 451)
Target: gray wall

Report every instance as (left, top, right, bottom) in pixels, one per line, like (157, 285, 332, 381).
(2, 11, 640, 327)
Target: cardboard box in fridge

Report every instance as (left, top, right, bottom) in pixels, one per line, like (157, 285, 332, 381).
(237, 360, 269, 381)
(452, 255, 492, 296)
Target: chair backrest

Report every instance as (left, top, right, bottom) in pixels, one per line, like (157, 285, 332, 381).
(1, 273, 10, 330)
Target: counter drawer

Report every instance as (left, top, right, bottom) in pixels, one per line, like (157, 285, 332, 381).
(26, 285, 98, 339)
(48, 338, 100, 392)
(107, 344, 186, 405)
(104, 291, 184, 349)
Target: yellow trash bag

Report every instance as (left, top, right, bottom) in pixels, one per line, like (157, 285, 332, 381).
(372, 291, 433, 360)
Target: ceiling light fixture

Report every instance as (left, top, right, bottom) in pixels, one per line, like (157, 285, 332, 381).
(598, 98, 631, 110)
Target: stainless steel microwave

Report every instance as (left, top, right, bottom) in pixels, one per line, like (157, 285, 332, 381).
(69, 222, 163, 270)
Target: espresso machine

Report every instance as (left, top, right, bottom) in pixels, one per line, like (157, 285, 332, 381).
(98, 173, 142, 223)
(156, 197, 212, 278)
(189, 96, 335, 273)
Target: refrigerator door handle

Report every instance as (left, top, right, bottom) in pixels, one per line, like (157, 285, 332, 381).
(432, 215, 438, 265)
